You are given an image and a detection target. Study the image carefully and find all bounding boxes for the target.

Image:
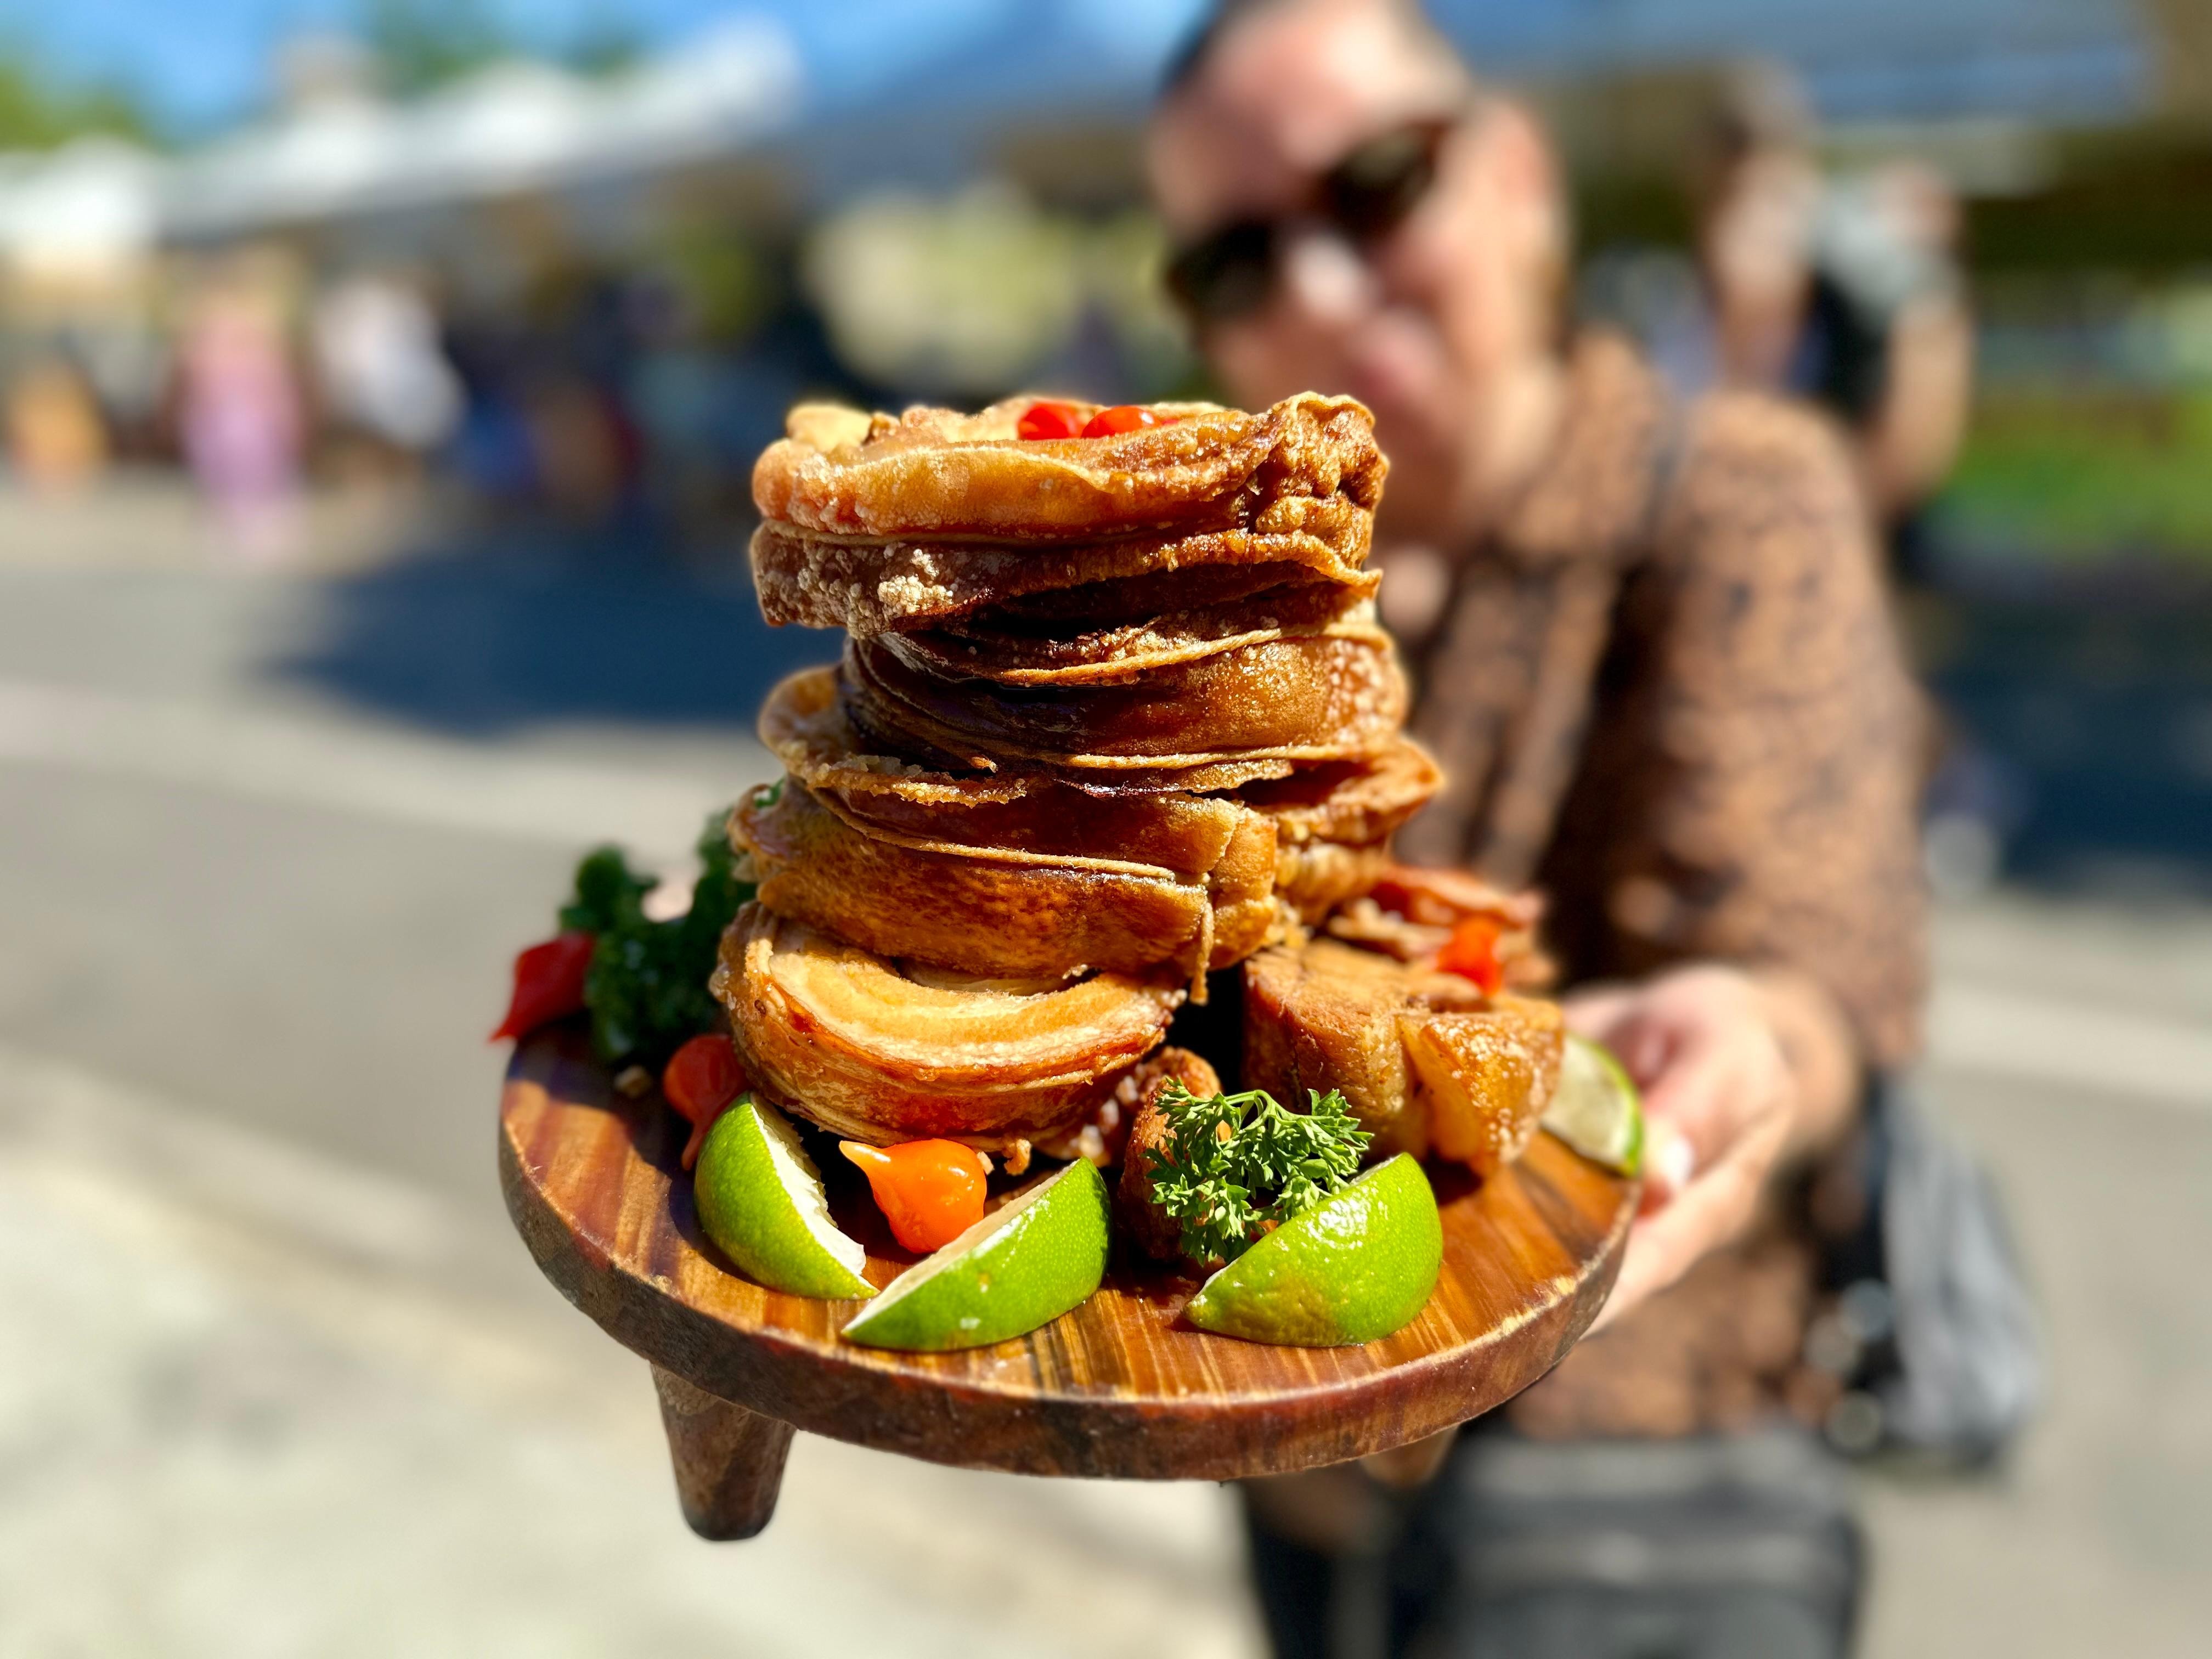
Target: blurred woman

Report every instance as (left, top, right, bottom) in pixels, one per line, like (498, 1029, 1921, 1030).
(1151, 4, 1926, 1654)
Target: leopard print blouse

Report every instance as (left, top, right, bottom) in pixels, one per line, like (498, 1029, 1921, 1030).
(1393, 332, 1928, 1437)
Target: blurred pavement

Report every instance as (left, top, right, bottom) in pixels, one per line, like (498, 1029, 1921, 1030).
(0, 492, 2207, 1657)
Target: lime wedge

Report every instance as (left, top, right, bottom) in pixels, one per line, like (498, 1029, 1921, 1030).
(1184, 1154, 1442, 1346)
(694, 1097, 874, 1299)
(1542, 1034, 1644, 1176)
(840, 1159, 1109, 1351)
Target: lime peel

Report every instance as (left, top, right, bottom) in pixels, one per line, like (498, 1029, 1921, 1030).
(1541, 1035, 1644, 1176)
(840, 1158, 1109, 1352)
(694, 1097, 874, 1299)
(1184, 1153, 1442, 1347)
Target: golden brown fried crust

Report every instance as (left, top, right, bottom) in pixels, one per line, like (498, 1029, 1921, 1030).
(713, 905, 1181, 1152)
(1234, 741, 1442, 848)
(904, 585, 1381, 686)
(764, 662, 1304, 803)
(757, 661, 1335, 836)
(752, 392, 1385, 540)
(748, 667, 1435, 980)
(763, 665, 1434, 839)
(1241, 938, 1562, 1170)
(734, 778, 1279, 982)
(1114, 1046, 1224, 1266)
(846, 628, 1409, 772)
(749, 510, 1376, 637)
(759, 664, 1039, 807)
(1402, 995, 1562, 1171)
(1274, 839, 1393, 926)
(1243, 941, 1455, 1158)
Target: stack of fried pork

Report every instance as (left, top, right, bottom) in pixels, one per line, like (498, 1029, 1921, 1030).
(717, 394, 1562, 1180)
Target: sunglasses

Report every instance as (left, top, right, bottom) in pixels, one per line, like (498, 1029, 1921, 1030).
(1164, 116, 1460, 325)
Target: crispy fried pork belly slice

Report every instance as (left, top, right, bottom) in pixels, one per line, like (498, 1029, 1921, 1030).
(1234, 741, 1441, 847)
(1325, 864, 1555, 986)
(714, 905, 1181, 1154)
(1365, 866, 1545, 933)
(977, 555, 1373, 628)
(760, 664, 1299, 811)
(1238, 740, 1442, 923)
(1114, 1047, 1225, 1266)
(1274, 839, 1392, 926)
(845, 627, 1408, 774)
(901, 585, 1381, 686)
(734, 778, 1278, 982)
(752, 663, 1424, 969)
(766, 662, 1430, 856)
(1242, 939, 1562, 1171)
(751, 511, 1376, 636)
(752, 391, 1384, 541)
(760, 661, 1294, 868)
(1401, 995, 1565, 1170)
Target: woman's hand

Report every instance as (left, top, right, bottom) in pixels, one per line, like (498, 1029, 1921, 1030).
(1563, 964, 1809, 1329)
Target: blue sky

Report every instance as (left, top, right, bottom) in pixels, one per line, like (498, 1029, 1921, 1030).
(0, 1, 1207, 136)
(0, 0, 2151, 142)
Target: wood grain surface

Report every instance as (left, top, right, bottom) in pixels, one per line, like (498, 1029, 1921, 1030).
(500, 1026, 1637, 1482)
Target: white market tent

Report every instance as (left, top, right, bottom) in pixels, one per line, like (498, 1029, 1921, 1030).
(0, 138, 161, 281)
(155, 17, 803, 243)
(0, 0, 2165, 265)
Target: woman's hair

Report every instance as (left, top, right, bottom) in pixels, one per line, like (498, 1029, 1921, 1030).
(1160, 0, 1458, 98)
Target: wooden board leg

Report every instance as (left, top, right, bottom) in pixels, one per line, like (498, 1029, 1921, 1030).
(651, 1365, 795, 1541)
(1360, 1426, 1459, 1490)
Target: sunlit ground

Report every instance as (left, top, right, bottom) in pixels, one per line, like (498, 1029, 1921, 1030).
(0, 483, 2205, 1657)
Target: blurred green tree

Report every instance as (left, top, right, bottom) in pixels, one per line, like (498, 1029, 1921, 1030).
(365, 0, 642, 97)
(364, 0, 509, 98)
(0, 55, 147, 150)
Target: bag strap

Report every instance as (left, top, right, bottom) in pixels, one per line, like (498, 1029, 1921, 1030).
(1466, 395, 1689, 886)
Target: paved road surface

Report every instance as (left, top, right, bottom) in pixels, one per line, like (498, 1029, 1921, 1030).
(1, 511, 2206, 1657)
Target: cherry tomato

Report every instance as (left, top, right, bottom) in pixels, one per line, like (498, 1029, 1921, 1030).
(840, 1139, 988, 1253)
(663, 1034, 748, 1170)
(1080, 404, 1177, 438)
(1435, 915, 1504, 996)
(490, 932, 595, 1040)
(1017, 400, 1086, 440)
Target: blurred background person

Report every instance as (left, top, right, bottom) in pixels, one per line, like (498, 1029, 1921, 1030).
(309, 269, 464, 484)
(1152, 2, 1927, 1653)
(0, 3, 2205, 1657)
(1686, 64, 1974, 559)
(176, 252, 304, 562)
(3, 352, 108, 492)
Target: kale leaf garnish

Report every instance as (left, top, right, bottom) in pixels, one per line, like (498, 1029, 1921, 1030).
(558, 808, 754, 1068)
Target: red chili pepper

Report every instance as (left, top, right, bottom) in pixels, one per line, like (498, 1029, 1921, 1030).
(663, 1034, 748, 1170)
(490, 932, 595, 1041)
(1435, 915, 1504, 996)
(840, 1139, 988, 1252)
(1017, 400, 1086, 440)
(1080, 404, 1177, 438)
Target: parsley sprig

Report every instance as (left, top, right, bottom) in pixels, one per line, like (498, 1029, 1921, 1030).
(1145, 1082, 1371, 1264)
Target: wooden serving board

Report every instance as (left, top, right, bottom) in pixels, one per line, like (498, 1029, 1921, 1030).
(500, 1027, 1637, 1537)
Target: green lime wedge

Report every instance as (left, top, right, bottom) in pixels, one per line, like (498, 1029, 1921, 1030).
(1184, 1153, 1442, 1347)
(1542, 1034, 1644, 1176)
(694, 1097, 874, 1299)
(840, 1159, 1109, 1351)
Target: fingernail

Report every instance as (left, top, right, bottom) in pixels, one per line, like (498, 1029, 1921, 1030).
(1655, 1132, 1695, 1193)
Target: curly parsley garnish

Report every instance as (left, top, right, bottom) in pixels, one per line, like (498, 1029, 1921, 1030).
(1145, 1082, 1371, 1264)
(558, 809, 754, 1068)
